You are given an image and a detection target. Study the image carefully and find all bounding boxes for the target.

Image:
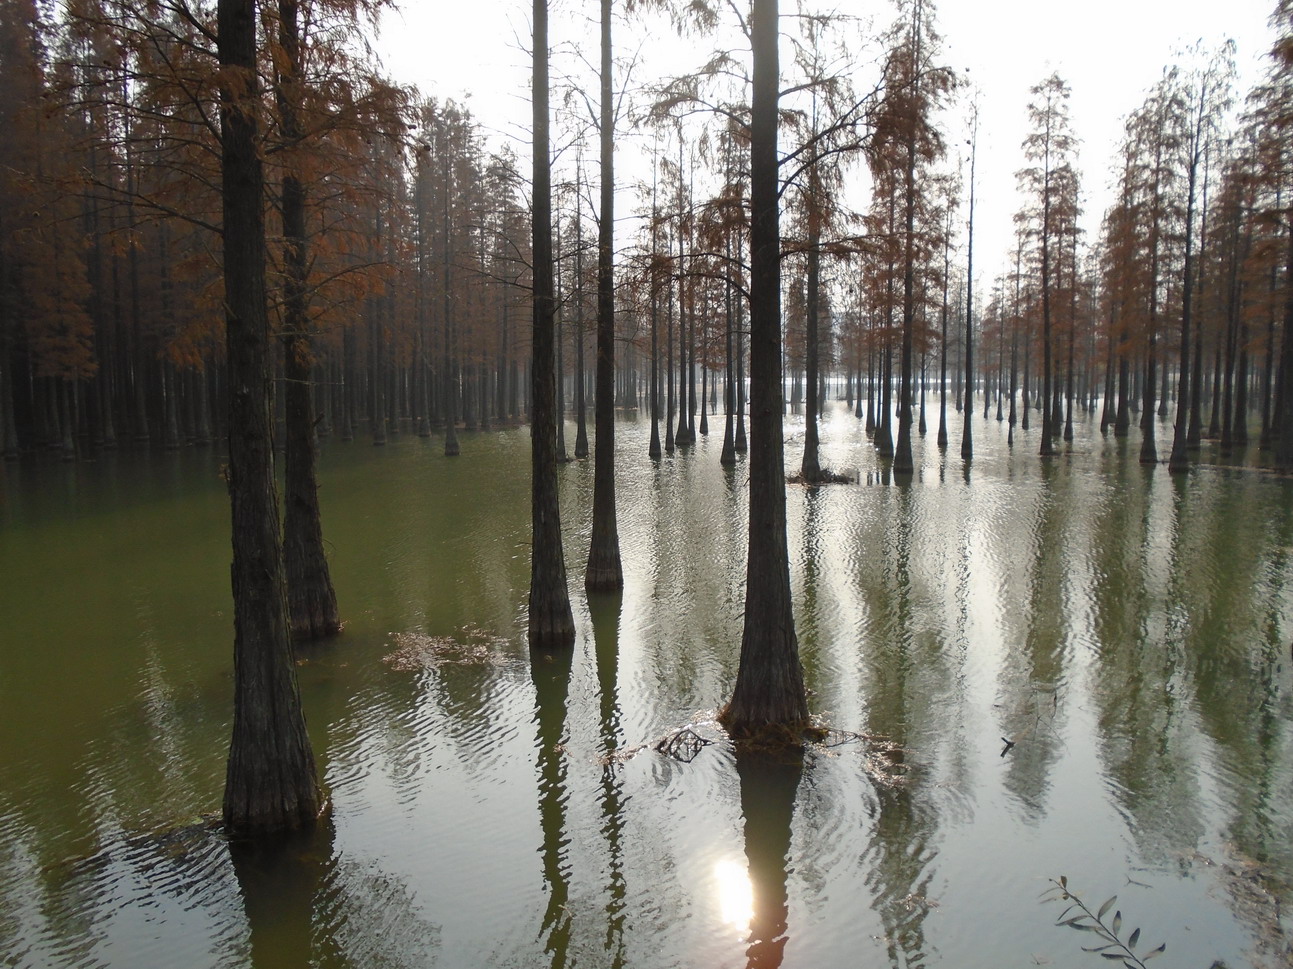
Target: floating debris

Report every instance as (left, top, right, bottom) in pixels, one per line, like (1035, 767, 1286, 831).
(595, 742, 650, 769)
(382, 625, 510, 671)
(901, 892, 939, 912)
(654, 727, 713, 763)
(596, 718, 724, 769)
(786, 469, 853, 486)
(807, 727, 913, 788)
(1190, 846, 1291, 969)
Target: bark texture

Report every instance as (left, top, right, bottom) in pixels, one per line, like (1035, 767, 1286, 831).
(528, 0, 575, 649)
(218, 0, 320, 836)
(279, 0, 340, 640)
(586, 0, 623, 592)
(722, 0, 809, 737)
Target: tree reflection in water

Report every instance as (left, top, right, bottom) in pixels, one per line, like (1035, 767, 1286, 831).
(590, 592, 628, 968)
(230, 821, 332, 969)
(531, 645, 573, 969)
(735, 747, 803, 969)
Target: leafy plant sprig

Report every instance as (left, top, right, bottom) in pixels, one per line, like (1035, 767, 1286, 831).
(1041, 876, 1166, 968)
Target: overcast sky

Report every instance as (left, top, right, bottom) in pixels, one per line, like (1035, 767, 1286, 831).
(376, 0, 1281, 291)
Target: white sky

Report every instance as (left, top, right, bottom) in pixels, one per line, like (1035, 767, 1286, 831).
(375, 0, 1281, 293)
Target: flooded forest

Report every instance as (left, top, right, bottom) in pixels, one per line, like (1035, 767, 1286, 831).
(1, 0, 1292, 967)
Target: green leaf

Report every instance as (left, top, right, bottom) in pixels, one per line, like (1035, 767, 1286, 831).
(1060, 875, 1068, 890)
(1112, 911, 1122, 935)
(1128, 927, 1140, 950)
(1100, 953, 1125, 960)
(1082, 944, 1115, 952)
(1143, 943, 1166, 961)
(1098, 896, 1117, 919)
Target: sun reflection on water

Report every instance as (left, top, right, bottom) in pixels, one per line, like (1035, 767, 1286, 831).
(714, 859, 753, 928)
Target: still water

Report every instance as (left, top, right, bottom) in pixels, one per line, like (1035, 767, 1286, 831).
(1, 402, 1291, 969)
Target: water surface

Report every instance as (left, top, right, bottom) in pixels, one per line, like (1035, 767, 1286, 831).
(1, 403, 1291, 969)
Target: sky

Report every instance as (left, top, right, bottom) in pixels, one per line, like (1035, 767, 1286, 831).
(374, 0, 1282, 292)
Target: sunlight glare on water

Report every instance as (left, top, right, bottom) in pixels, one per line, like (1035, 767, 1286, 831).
(714, 858, 754, 928)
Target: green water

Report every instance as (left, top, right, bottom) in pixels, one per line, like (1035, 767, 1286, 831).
(1, 404, 1291, 968)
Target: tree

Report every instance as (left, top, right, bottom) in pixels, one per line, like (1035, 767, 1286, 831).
(217, 0, 320, 835)
(1017, 73, 1079, 458)
(276, 0, 340, 639)
(1121, 74, 1182, 464)
(586, 0, 623, 591)
(1254, 2, 1293, 467)
(720, 0, 809, 738)
(1168, 44, 1235, 473)
(960, 99, 977, 461)
(785, 12, 858, 483)
(878, 0, 954, 476)
(529, 0, 576, 650)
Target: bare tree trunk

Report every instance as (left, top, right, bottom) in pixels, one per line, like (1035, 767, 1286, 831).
(586, 0, 622, 591)
(800, 186, 822, 481)
(279, 0, 339, 640)
(1276, 227, 1293, 468)
(218, 0, 320, 836)
(722, 0, 808, 738)
(528, 0, 575, 650)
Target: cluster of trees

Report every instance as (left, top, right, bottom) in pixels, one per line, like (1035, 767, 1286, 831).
(977, 18, 1293, 473)
(5, 0, 1293, 833)
(0, 0, 542, 462)
(10, 2, 1291, 479)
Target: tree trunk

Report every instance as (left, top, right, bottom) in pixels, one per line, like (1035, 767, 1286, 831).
(800, 190, 822, 481)
(960, 132, 975, 461)
(573, 179, 589, 460)
(528, 0, 575, 650)
(721, 232, 736, 466)
(721, 0, 808, 738)
(278, 0, 340, 640)
(218, 0, 320, 837)
(586, 0, 622, 592)
(1276, 224, 1293, 468)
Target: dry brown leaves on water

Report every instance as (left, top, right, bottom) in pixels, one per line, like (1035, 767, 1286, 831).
(1190, 846, 1292, 969)
(786, 469, 854, 486)
(382, 625, 510, 672)
(811, 728, 913, 788)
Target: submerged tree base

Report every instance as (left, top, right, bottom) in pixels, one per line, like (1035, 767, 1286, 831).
(716, 706, 825, 750)
(287, 589, 341, 642)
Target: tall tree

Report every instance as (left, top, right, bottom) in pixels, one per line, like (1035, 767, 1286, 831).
(217, 0, 320, 835)
(720, 0, 809, 737)
(880, 0, 953, 476)
(1169, 44, 1235, 472)
(1017, 73, 1079, 458)
(529, 0, 576, 650)
(276, 0, 340, 639)
(960, 98, 978, 461)
(586, 0, 623, 591)
(1252, 2, 1293, 467)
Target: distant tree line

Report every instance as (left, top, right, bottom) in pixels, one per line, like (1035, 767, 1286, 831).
(4, 1, 1290, 477)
